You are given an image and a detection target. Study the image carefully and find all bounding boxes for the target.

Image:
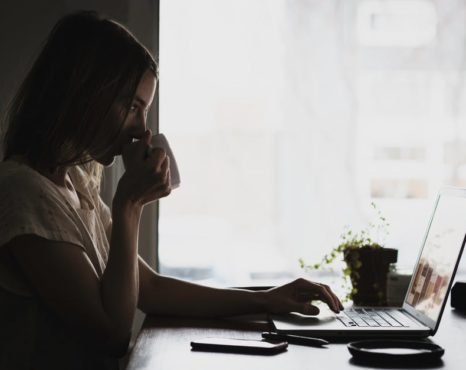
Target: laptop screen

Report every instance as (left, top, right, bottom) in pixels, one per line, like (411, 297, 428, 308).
(405, 190, 466, 324)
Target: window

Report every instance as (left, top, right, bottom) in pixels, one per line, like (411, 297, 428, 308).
(159, 0, 466, 287)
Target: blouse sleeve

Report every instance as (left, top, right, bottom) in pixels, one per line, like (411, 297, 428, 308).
(0, 173, 86, 252)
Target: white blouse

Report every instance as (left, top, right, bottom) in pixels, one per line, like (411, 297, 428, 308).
(0, 160, 118, 370)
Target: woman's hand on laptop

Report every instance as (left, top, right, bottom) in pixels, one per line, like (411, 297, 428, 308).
(263, 278, 344, 315)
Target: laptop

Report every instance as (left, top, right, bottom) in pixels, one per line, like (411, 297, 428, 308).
(270, 187, 466, 338)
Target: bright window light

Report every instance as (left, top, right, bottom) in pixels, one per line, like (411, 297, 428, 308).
(159, 0, 466, 287)
(357, 0, 437, 47)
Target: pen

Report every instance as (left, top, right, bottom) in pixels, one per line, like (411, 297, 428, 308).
(262, 332, 329, 347)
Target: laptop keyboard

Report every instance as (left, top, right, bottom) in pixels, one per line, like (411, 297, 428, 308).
(337, 308, 411, 327)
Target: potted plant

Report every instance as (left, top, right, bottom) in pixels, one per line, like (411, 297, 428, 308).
(299, 203, 397, 306)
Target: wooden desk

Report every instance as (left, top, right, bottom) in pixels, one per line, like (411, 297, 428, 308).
(126, 304, 466, 370)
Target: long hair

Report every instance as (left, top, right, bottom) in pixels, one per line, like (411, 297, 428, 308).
(1, 10, 157, 189)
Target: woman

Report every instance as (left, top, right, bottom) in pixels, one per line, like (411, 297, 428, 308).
(0, 11, 343, 369)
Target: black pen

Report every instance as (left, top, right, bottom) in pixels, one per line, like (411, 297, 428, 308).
(262, 332, 329, 347)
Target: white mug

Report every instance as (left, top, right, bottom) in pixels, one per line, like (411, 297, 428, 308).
(150, 133, 181, 189)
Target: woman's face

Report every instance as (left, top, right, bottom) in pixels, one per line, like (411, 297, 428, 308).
(95, 69, 157, 166)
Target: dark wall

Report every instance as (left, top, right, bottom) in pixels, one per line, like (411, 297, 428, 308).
(0, 0, 158, 151)
(1, 0, 63, 126)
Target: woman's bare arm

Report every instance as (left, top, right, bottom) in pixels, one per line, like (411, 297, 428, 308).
(137, 256, 265, 317)
(8, 198, 141, 357)
(137, 256, 343, 318)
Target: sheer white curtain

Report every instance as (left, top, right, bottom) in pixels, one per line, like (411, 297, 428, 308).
(159, 0, 466, 287)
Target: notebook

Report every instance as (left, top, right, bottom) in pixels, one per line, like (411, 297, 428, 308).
(270, 187, 466, 338)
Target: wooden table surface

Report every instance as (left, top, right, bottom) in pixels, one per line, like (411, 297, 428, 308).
(126, 304, 466, 370)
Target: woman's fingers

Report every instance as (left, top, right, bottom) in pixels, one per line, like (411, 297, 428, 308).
(325, 284, 344, 310)
(160, 153, 170, 176)
(153, 157, 170, 189)
(123, 129, 152, 168)
(316, 283, 343, 311)
(314, 285, 339, 313)
(295, 279, 342, 313)
(264, 279, 344, 316)
(117, 131, 175, 206)
(141, 153, 171, 201)
(149, 150, 170, 183)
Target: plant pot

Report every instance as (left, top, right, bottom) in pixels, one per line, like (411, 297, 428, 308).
(344, 246, 398, 306)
